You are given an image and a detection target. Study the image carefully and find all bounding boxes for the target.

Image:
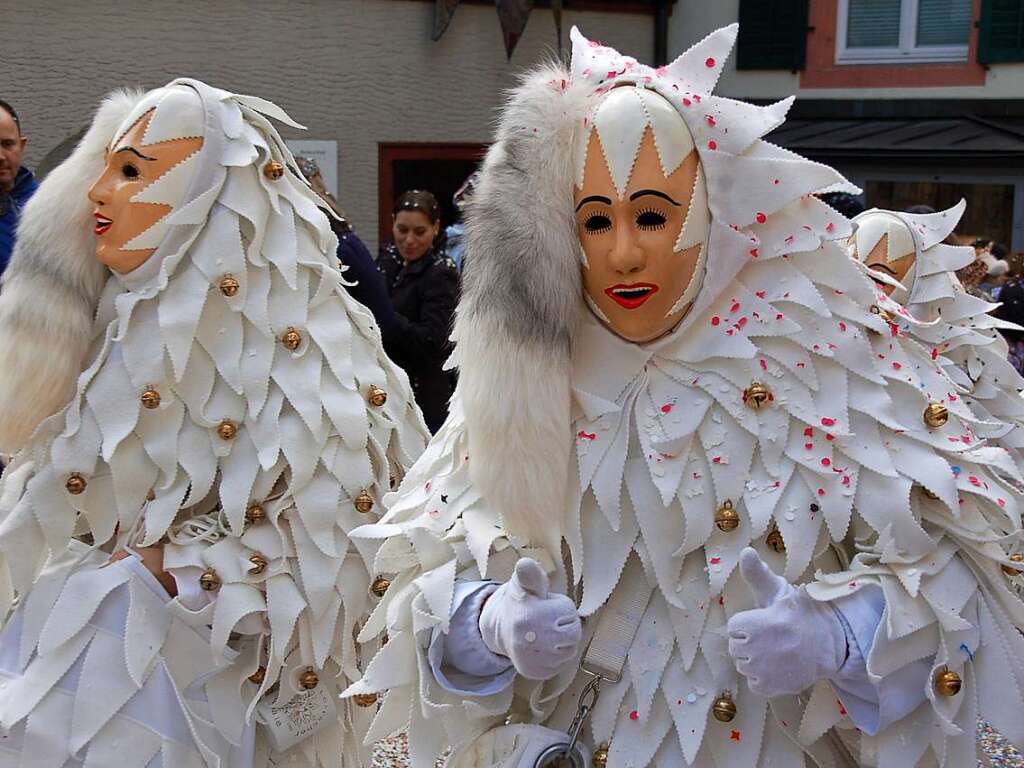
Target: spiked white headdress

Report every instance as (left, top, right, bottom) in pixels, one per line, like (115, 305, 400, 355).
(455, 25, 855, 545)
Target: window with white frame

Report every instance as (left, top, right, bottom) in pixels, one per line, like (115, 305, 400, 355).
(836, 0, 973, 64)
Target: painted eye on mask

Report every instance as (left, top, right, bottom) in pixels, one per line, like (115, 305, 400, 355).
(583, 213, 612, 235)
(635, 209, 667, 231)
(121, 163, 140, 180)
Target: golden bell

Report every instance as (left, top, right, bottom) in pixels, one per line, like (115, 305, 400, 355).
(299, 667, 319, 690)
(712, 692, 737, 722)
(714, 499, 740, 532)
(934, 667, 962, 697)
(368, 385, 387, 407)
(199, 569, 221, 591)
(248, 666, 266, 685)
(352, 692, 379, 707)
(370, 576, 391, 598)
(281, 327, 302, 351)
(245, 503, 266, 524)
(140, 388, 161, 410)
(1002, 552, 1024, 576)
(923, 403, 949, 429)
(354, 490, 374, 514)
(217, 419, 237, 440)
(219, 274, 240, 297)
(248, 553, 268, 575)
(263, 161, 285, 181)
(870, 304, 893, 324)
(743, 382, 771, 410)
(65, 473, 87, 495)
(592, 744, 609, 768)
(766, 528, 785, 553)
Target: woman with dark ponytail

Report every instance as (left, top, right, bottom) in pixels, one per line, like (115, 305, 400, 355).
(378, 190, 459, 432)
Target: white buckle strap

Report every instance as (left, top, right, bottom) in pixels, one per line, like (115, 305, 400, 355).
(580, 554, 654, 683)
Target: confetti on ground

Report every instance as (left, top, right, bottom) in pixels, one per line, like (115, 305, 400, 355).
(370, 723, 1023, 767)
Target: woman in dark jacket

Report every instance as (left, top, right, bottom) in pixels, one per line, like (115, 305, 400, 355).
(378, 190, 459, 432)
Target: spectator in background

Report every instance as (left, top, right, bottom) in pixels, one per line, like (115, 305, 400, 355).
(975, 240, 1011, 299)
(444, 171, 478, 272)
(0, 99, 37, 277)
(296, 155, 397, 334)
(378, 190, 459, 432)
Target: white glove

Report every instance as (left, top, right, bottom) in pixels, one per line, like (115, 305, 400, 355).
(727, 548, 847, 697)
(479, 558, 582, 681)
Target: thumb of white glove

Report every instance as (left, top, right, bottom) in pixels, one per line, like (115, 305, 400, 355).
(479, 558, 582, 681)
(727, 548, 848, 697)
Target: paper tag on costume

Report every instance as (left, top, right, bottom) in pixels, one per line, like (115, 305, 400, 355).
(256, 686, 336, 753)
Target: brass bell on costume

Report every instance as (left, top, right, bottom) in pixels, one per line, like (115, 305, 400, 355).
(249, 667, 266, 685)
(140, 388, 161, 410)
(371, 576, 391, 598)
(1003, 553, 1024, 576)
(248, 553, 268, 575)
(354, 490, 374, 514)
(715, 499, 740, 532)
(923, 403, 949, 429)
(299, 667, 319, 690)
(65, 473, 87, 495)
(743, 382, 771, 410)
(368, 385, 388, 407)
(591, 744, 609, 768)
(218, 274, 239, 297)
(217, 419, 237, 440)
(263, 161, 285, 181)
(934, 667, 962, 697)
(712, 692, 737, 722)
(352, 692, 379, 707)
(766, 528, 785, 553)
(245, 503, 266, 524)
(199, 569, 221, 591)
(281, 327, 302, 351)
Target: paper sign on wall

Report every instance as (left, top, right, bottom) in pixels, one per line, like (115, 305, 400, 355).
(285, 140, 339, 197)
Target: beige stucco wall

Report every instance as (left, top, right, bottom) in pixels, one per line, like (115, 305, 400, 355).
(7, 0, 652, 250)
(667, 0, 1024, 101)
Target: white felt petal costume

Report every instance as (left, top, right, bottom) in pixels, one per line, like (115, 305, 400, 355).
(0, 80, 428, 768)
(346, 26, 1024, 768)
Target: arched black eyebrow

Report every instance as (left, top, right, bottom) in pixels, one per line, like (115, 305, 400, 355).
(629, 189, 682, 206)
(115, 146, 157, 162)
(574, 195, 612, 212)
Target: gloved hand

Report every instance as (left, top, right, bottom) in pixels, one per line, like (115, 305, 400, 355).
(727, 547, 847, 697)
(479, 558, 582, 681)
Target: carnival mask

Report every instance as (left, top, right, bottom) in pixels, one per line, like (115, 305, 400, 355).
(850, 211, 916, 297)
(575, 87, 709, 343)
(88, 91, 204, 274)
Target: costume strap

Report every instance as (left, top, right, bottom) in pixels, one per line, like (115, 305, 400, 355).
(581, 555, 654, 683)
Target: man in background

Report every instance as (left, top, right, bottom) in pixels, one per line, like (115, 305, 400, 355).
(0, 99, 36, 277)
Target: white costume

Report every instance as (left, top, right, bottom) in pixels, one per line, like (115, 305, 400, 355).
(850, 205, 1024, 466)
(345, 26, 1024, 768)
(0, 80, 427, 767)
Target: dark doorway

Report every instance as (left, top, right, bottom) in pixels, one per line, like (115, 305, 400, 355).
(378, 143, 487, 249)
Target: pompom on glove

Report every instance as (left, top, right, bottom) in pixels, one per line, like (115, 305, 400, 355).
(727, 548, 848, 697)
(479, 558, 582, 681)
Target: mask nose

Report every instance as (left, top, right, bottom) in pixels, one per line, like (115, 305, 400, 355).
(608, 223, 646, 275)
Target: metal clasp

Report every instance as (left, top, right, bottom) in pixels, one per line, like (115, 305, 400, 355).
(533, 674, 603, 768)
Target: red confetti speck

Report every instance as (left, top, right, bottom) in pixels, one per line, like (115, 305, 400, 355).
(817, 488, 826, 496)
(730, 730, 742, 742)
(821, 417, 836, 427)
(804, 427, 814, 437)
(838, 321, 847, 332)
(931, 348, 939, 360)
(710, 556, 722, 565)
(661, 404, 672, 413)
(708, 140, 718, 150)
(776, 313, 784, 320)
(826, 434, 835, 442)
(821, 458, 831, 467)
(892, 361, 902, 370)
(998, 498, 1006, 507)
(804, 442, 814, 451)
(760, 359, 768, 370)
(577, 431, 596, 441)
(712, 456, 722, 464)
(841, 475, 850, 486)
(773, 179, 780, 185)
(706, 115, 716, 126)
(629, 710, 639, 721)
(755, 211, 767, 224)
(784, 235, 795, 244)
(737, 317, 748, 329)
(711, 316, 721, 326)
(826, 222, 835, 233)
(705, 57, 716, 67)
(730, 301, 741, 312)
(839, 702, 847, 716)
(682, 97, 692, 107)
(756, 290, 766, 298)
(750, 248, 759, 258)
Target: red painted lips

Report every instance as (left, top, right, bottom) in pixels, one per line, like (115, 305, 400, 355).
(605, 282, 659, 309)
(94, 212, 113, 235)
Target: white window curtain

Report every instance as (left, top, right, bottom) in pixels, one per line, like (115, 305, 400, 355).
(838, 0, 972, 63)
